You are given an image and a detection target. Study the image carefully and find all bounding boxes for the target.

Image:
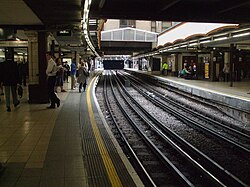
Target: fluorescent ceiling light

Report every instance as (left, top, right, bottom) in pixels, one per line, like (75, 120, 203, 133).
(189, 43, 197, 46)
(200, 40, 210, 44)
(232, 32, 250, 38)
(214, 37, 227, 41)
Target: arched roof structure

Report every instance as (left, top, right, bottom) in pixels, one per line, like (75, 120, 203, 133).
(101, 27, 157, 42)
(157, 22, 239, 47)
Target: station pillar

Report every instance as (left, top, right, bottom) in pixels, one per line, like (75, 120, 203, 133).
(210, 51, 216, 81)
(25, 31, 49, 103)
(151, 57, 161, 75)
(72, 51, 80, 66)
(229, 44, 236, 87)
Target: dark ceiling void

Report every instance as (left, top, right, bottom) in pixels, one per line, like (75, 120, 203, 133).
(23, 0, 82, 30)
(90, 0, 250, 23)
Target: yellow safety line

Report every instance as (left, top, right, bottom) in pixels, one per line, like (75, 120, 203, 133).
(86, 77, 123, 187)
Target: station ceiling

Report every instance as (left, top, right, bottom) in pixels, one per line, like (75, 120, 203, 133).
(1, 0, 250, 55)
(90, 0, 250, 23)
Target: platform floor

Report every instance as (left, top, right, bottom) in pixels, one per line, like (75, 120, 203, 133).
(0, 75, 142, 187)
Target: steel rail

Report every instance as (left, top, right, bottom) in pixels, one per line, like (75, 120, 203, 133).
(116, 73, 248, 187)
(122, 72, 250, 154)
(127, 70, 250, 135)
(110, 73, 196, 187)
(113, 74, 227, 187)
(103, 74, 157, 187)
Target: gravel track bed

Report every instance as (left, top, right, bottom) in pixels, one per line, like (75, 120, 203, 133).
(112, 80, 219, 186)
(127, 86, 250, 184)
(155, 85, 248, 127)
(127, 72, 248, 129)
(96, 74, 250, 185)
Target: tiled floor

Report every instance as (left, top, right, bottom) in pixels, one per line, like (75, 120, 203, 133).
(0, 82, 89, 187)
(0, 85, 67, 167)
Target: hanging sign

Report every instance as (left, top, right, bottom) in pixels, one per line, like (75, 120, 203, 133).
(56, 30, 72, 36)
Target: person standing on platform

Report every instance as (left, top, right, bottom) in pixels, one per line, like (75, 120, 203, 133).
(223, 63, 230, 82)
(46, 52, 60, 109)
(1, 59, 20, 112)
(83, 59, 89, 70)
(77, 62, 89, 93)
(54, 58, 66, 93)
(63, 61, 70, 83)
(70, 59, 77, 90)
(19, 60, 27, 86)
(162, 62, 169, 75)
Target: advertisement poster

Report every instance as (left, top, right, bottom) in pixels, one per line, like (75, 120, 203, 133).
(205, 63, 209, 78)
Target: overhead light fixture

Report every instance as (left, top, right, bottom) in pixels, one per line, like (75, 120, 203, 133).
(214, 37, 227, 41)
(189, 42, 198, 46)
(232, 32, 250, 38)
(82, 0, 99, 57)
(200, 40, 210, 44)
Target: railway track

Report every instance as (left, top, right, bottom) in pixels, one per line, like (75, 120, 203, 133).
(96, 71, 249, 186)
(127, 70, 250, 131)
(120, 72, 250, 155)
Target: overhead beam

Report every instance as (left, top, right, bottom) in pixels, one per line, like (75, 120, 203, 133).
(99, 0, 106, 9)
(160, 0, 181, 12)
(218, 1, 250, 14)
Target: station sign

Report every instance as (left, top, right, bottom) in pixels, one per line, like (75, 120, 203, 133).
(56, 30, 72, 36)
(236, 44, 250, 50)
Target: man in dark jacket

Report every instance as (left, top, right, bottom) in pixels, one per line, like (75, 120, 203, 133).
(1, 59, 20, 112)
(0, 62, 3, 102)
(18, 61, 27, 86)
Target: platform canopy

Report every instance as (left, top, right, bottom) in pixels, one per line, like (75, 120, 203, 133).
(157, 22, 239, 47)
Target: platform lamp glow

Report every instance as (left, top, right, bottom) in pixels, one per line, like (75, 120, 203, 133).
(82, 0, 100, 57)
